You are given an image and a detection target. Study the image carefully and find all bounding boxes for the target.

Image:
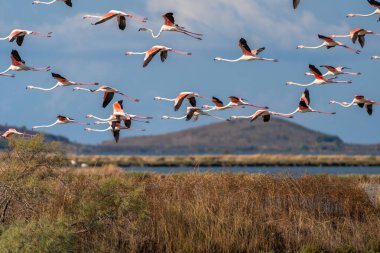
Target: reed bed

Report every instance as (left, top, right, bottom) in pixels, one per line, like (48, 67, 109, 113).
(0, 137, 379, 252)
(72, 154, 380, 167)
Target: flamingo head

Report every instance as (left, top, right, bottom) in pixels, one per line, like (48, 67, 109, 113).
(138, 28, 148, 32)
(84, 128, 91, 131)
(346, 13, 355, 17)
(161, 116, 170, 119)
(214, 57, 222, 61)
(85, 114, 93, 118)
(328, 100, 337, 104)
(296, 45, 305, 49)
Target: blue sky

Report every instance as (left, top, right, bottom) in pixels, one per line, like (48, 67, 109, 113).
(0, 0, 379, 145)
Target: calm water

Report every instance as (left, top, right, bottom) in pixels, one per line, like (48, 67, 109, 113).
(122, 166, 380, 176)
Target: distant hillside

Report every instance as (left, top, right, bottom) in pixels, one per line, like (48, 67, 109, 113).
(89, 119, 378, 155)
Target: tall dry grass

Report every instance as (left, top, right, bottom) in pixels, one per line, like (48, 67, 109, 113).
(0, 137, 379, 252)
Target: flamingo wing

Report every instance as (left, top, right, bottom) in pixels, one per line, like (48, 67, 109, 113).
(113, 129, 120, 143)
(355, 95, 364, 100)
(94, 12, 118, 25)
(251, 47, 265, 56)
(250, 110, 265, 122)
(188, 96, 196, 107)
(368, 0, 380, 9)
(160, 51, 168, 62)
(163, 12, 175, 26)
(56, 115, 68, 121)
(51, 73, 69, 83)
(228, 96, 240, 103)
(320, 65, 336, 73)
(143, 47, 161, 67)
(358, 35, 365, 48)
(64, 0, 72, 7)
(174, 93, 189, 111)
(186, 108, 196, 121)
(318, 34, 335, 43)
(239, 38, 252, 56)
(9, 30, 22, 42)
(293, 0, 300, 9)
(124, 119, 131, 128)
(365, 104, 373, 115)
(117, 15, 126, 30)
(212, 97, 224, 107)
(11, 50, 25, 65)
(103, 92, 115, 108)
(309, 64, 323, 79)
(350, 28, 362, 44)
(16, 35, 25, 46)
(300, 89, 310, 106)
(262, 114, 271, 122)
(113, 100, 123, 114)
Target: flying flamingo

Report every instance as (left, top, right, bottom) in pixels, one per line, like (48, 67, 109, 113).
(305, 65, 361, 77)
(286, 64, 352, 87)
(222, 96, 269, 109)
(330, 28, 380, 48)
(0, 50, 50, 78)
(85, 120, 145, 143)
(126, 45, 192, 68)
(0, 29, 52, 46)
(83, 10, 147, 31)
(32, 115, 89, 129)
(371, 55, 380, 59)
(347, 0, 380, 21)
(32, 0, 72, 6)
(329, 95, 380, 115)
(283, 89, 336, 116)
(201, 97, 243, 111)
(161, 107, 229, 121)
(1, 128, 35, 140)
(230, 110, 293, 122)
(138, 12, 203, 40)
(86, 100, 152, 128)
(297, 34, 361, 54)
(73, 85, 139, 108)
(214, 38, 278, 63)
(154, 92, 210, 111)
(293, 0, 300, 9)
(27, 72, 98, 91)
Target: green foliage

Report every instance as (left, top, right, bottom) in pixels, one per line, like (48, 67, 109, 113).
(0, 218, 75, 253)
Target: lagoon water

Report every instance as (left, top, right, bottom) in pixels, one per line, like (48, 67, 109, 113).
(123, 166, 380, 175)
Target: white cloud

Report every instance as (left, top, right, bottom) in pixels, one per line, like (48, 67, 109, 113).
(145, 0, 350, 49)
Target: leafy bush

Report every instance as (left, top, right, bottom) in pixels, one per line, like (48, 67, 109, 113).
(0, 218, 75, 253)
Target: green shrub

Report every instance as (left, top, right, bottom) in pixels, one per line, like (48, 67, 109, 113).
(0, 218, 75, 253)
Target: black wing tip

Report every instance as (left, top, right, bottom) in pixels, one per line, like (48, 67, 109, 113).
(239, 38, 247, 43)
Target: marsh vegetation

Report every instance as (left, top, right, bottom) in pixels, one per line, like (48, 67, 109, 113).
(0, 136, 379, 252)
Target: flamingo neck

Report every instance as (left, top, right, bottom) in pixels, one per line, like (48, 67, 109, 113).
(126, 52, 146, 55)
(27, 83, 60, 91)
(214, 57, 242, 62)
(155, 97, 175, 102)
(287, 81, 315, 87)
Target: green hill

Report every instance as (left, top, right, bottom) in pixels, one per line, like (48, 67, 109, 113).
(95, 119, 355, 154)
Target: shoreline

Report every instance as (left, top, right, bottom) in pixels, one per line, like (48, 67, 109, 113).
(70, 154, 380, 167)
